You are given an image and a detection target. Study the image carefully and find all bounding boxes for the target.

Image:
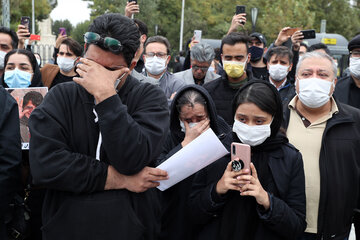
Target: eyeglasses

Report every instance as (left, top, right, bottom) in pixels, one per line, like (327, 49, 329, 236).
(145, 52, 168, 58)
(192, 65, 209, 72)
(350, 51, 360, 58)
(84, 32, 123, 53)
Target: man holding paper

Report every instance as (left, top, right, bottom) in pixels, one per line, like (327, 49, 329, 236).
(156, 85, 231, 240)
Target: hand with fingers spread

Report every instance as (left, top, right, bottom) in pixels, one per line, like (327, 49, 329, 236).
(16, 25, 30, 49)
(291, 31, 304, 51)
(237, 162, 270, 210)
(125, 1, 140, 17)
(181, 118, 210, 147)
(73, 58, 129, 103)
(274, 27, 292, 47)
(227, 13, 247, 34)
(216, 160, 250, 195)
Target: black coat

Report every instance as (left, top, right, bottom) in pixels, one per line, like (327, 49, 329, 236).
(156, 85, 232, 240)
(283, 101, 360, 240)
(0, 86, 22, 239)
(188, 141, 306, 240)
(203, 71, 255, 126)
(28, 76, 169, 240)
(333, 75, 353, 105)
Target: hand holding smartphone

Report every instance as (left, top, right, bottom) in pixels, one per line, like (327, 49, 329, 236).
(236, 5, 246, 25)
(59, 27, 67, 36)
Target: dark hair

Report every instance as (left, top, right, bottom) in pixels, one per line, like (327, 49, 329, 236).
(60, 38, 83, 57)
(86, 13, 140, 66)
(308, 43, 331, 55)
(133, 19, 148, 36)
(267, 46, 293, 64)
(233, 81, 283, 138)
(145, 36, 171, 55)
(23, 91, 43, 108)
(176, 90, 207, 113)
(214, 48, 221, 61)
(221, 32, 249, 54)
(4, 49, 37, 73)
(0, 27, 19, 50)
(300, 42, 308, 50)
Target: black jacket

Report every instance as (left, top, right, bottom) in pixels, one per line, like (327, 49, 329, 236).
(334, 75, 354, 105)
(0, 86, 22, 239)
(29, 76, 169, 240)
(203, 71, 255, 126)
(283, 100, 360, 240)
(156, 85, 232, 240)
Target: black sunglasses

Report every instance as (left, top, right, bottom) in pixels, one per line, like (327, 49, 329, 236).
(84, 32, 123, 53)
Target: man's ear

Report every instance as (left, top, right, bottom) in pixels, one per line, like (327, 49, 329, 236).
(288, 63, 293, 72)
(166, 55, 171, 65)
(140, 34, 147, 44)
(263, 47, 268, 54)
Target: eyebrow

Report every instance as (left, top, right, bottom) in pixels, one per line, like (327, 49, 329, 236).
(7, 63, 31, 67)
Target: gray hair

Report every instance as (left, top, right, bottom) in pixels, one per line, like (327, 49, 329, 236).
(176, 90, 207, 113)
(296, 51, 337, 78)
(190, 43, 215, 63)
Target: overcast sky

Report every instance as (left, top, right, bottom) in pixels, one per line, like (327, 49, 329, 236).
(50, 0, 91, 26)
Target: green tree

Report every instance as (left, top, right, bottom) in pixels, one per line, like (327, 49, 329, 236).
(52, 19, 73, 37)
(0, 0, 56, 31)
(71, 20, 91, 45)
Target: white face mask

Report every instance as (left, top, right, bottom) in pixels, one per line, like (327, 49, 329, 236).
(269, 64, 289, 82)
(0, 51, 7, 69)
(349, 57, 360, 79)
(179, 120, 198, 132)
(57, 57, 75, 72)
(232, 119, 271, 146)
(297, 78, 334, 108)
(145, 56, 167, 75)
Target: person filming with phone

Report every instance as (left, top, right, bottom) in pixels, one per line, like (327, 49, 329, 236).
(189, 81, 306, 240)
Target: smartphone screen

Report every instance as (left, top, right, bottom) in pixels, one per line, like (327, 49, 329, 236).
(21, 16, 31, 37)
(231, 143, 251, 172)
(194, 30, 202, 42)
(236, 5, 246, 15)
(301, 29, 316, 39)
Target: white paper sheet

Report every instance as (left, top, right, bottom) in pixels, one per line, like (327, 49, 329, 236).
(156, 128, 229, 191)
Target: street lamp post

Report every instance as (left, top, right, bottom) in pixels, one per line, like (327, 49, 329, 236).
(179, 0, 185, 51)
(2, 0, 10, 28)
(32, 0, 35, 34)
(251, 7, 258, 33)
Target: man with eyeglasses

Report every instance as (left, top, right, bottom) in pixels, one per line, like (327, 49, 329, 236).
(143, 35, 186, 103)
(174, 43, 220, 85)
(334, 34, 360, 239)
(28, 13, 170, 240)
(203, 32, 255, 126)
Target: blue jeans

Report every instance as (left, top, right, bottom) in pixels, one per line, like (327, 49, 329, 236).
(299, 233, 349, 240)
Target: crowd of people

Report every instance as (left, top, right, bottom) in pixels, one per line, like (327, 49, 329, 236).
(0, 1, 360, 240)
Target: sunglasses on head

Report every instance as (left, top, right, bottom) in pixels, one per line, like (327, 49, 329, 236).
(84, 32, 123, 53)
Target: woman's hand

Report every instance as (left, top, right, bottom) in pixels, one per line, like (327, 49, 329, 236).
(238, 163, 270, 210)
(181, 119, 210, 147)
(216, 160, 250, 195)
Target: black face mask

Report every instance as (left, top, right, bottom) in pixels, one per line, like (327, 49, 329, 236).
(249, 46, 264, 62)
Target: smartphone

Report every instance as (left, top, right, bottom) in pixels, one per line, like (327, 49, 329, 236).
(285, 27, 301, 36)
(231, 143, 251, 172)
(301, 29, 316, 39)
(59, 27, 67, 36)
(236, 5, 246, 15)
(129, 0, 137, 3)
(194, 30, 202, 42)
(20, 16, 31, 37)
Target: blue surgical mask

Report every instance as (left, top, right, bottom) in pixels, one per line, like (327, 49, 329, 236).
(4, 68, 32, 88)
